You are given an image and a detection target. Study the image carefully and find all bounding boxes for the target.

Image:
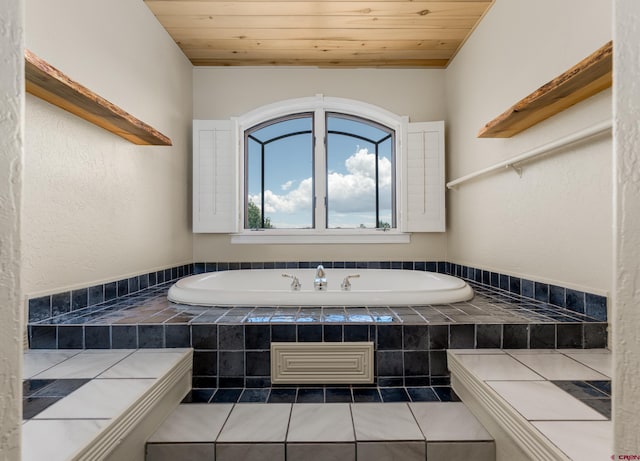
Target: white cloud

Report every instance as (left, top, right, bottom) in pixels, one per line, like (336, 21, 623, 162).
(250, 177, 313, 215)
(250, 148, 392, 224)
(328, 148, 392, 213)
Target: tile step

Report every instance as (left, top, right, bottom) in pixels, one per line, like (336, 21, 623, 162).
(146, 401, 496, 461)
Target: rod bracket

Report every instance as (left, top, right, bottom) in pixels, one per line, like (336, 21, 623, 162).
(507, 164, 523, 177)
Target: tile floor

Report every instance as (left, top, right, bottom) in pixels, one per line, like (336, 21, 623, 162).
(146, 401, 496, 461)
(449, 348, 612, 460)
(22, 348, 190, 461)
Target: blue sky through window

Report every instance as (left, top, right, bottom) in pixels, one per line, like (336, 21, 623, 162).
(246, 114, 393, 229)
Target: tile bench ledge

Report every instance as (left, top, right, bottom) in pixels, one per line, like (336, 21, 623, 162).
(447, 349, 612, 461)
(22, 348, 192, 461)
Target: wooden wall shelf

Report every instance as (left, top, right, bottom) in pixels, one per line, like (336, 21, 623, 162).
(478, 41, 613, 138)
(24, 49, 172, 146)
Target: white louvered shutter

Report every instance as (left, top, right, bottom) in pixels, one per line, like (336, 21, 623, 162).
(403, 121, 445, 232)
(192, 120, 238, 232)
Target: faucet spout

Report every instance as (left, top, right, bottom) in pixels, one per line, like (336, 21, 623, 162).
(314, 265, 327, 291)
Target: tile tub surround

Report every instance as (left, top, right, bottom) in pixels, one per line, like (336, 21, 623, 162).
(27, 263, 193, 323)
(448, 349, 612, 461)
(146, 401, 495, 461)
(193, 260, 609, 321)
(448, 262, 608, 322)
(22, 348, 193, 461)
(28, 280, 608, 389)
(27, 260, 608, 325)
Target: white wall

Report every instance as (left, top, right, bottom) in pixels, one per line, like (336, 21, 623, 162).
(613, 0, 640, 451)
(0, 0, 23, 456)
(24, 0, 194, 296)
(193, 67, 448, 262)
(445, 0, 612, 295)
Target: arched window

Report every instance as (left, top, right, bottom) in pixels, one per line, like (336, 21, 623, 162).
(244, 111, 395, 230)
(193, 95, 444, 243)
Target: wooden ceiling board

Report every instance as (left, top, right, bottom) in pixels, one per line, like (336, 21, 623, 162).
(145, 1, 492, 17)
(176, 38, 463, 52)
(189, 57, 450, 67)
(185, 48, 453, 59)
(144, 0, 494, 67)
(164, 27, 471, 41)
(155, 15, 482, 29)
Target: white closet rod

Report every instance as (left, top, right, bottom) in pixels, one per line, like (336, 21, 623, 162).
(446, 119, 613, 189)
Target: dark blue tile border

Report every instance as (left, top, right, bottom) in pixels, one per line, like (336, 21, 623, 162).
(28, 296, 51, 322)
(166, 324, 191, 348)
(449, 262, 607, 322)
(29, 325, 57, 349)
(27, 263, 193, 324)
(57, 326, 84, 349)
(111, 325, 138, 349)
(139, 325, 165, 348)
(51, 293, 71, 317)
(84, 325, 111, 349)
(586, 293, 607, 320)
(476, 324, 502, 349)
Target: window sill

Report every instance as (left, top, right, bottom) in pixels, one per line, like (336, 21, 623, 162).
(230, 230, 411, 245)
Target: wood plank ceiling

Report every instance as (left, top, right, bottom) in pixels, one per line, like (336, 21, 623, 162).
(144, 1, 494, 68)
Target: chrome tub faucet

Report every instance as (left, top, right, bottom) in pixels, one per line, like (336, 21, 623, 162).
(341, 274, 360, 291)
(314, 265, 327, 291)
(282, 273, 301, 291)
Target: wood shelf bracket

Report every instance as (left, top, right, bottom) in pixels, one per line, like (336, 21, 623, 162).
(478, 41, 612, 138)
(24, 49, 172, 146)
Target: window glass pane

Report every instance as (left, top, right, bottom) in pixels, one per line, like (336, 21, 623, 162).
(245, 115, 313, 229)
(326, 114, 394, 229)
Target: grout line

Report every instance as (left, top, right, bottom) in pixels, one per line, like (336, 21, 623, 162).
(213, 403, 235, 444)
(283, 402, 294, 443)
(406, 401, 428, 442)
(348, 401, 357, 446)
(24, 350, 83, 380)
(92, 349, 137, 379)
(557, 351, 612, 379)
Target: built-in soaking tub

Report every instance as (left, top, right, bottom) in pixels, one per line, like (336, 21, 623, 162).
(167, 269, 474, 307)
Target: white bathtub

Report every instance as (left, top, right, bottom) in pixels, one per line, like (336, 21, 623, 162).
(167, 269, 473, 307)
